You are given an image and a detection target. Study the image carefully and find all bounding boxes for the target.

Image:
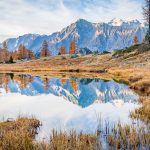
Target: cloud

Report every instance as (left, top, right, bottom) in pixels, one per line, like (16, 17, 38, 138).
(0, 0, 144, 42)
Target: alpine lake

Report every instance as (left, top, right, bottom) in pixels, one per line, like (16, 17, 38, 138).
(0, 73, 140, 140)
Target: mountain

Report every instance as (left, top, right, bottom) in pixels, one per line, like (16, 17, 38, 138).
(0, 18, 147, 56)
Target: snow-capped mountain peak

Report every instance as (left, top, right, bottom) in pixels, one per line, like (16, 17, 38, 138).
(109, 18, 124, 26)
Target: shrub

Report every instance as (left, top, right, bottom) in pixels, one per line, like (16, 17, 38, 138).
(92, 51, 99, 56)
(61, 56, 66, 60)
(8, 56, 14, 64)
(102, 51, 111, 54)
(112, 44, 140, 57)
(70, 54, 78, 58)
(138, 44, 150, 53)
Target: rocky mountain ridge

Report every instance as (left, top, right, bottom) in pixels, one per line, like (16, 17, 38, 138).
(0, 18, 147, 55)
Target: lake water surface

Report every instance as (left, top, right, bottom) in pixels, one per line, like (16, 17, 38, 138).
(0, 73, 139, 139)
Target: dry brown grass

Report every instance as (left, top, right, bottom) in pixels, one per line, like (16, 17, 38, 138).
(107, 124, 150, 149)
(0, 117, 149, 150)
(130, 80, 150, 96)
(130, 96, 150, 124)
(35, 130, 99, 150)
(0, 118, 98, 150)
(0, 117, 40, 150)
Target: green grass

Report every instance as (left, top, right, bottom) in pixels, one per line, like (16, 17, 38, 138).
(113, 44, 150, 57)
(112, 44, 140, 56)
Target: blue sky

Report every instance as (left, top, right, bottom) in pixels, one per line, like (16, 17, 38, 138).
(0, 0, 144, 42)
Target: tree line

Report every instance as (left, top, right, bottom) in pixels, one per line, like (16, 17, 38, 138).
(0, 35, 147, 63)
(0, 39, 77, 63)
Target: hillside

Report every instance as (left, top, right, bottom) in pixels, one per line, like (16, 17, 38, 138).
(0, 19, 147, 56)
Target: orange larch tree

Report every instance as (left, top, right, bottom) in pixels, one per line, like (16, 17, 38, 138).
(133, 36, 139, 45)
(40, 40, 50, 57)
(69, 39, 77, 54)
(0, 48, 5, 62)
(14, 75, 34, 89)
(60, 79, 67, 85)
(0, 41, 9, 63)
(22, 45, 28, 59)
(70, 79, 78, 92)
(15, 44, 35, 60)
(28, 50, 35, 60)
(43, 78, 50, 91)
(59, 46, 66, 55)
(17, 44, 24, 60)
(12, 51, 19, 60)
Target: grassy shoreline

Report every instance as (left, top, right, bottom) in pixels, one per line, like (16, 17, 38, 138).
(0, 117, 149, 150)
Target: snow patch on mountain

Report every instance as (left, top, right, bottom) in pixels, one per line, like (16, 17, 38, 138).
(109, 18, 124, 26)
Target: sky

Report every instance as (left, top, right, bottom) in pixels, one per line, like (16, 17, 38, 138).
(0, 0, 144, 42)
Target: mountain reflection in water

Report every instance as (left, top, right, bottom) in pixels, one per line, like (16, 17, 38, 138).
(0, 73, 138, 108)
